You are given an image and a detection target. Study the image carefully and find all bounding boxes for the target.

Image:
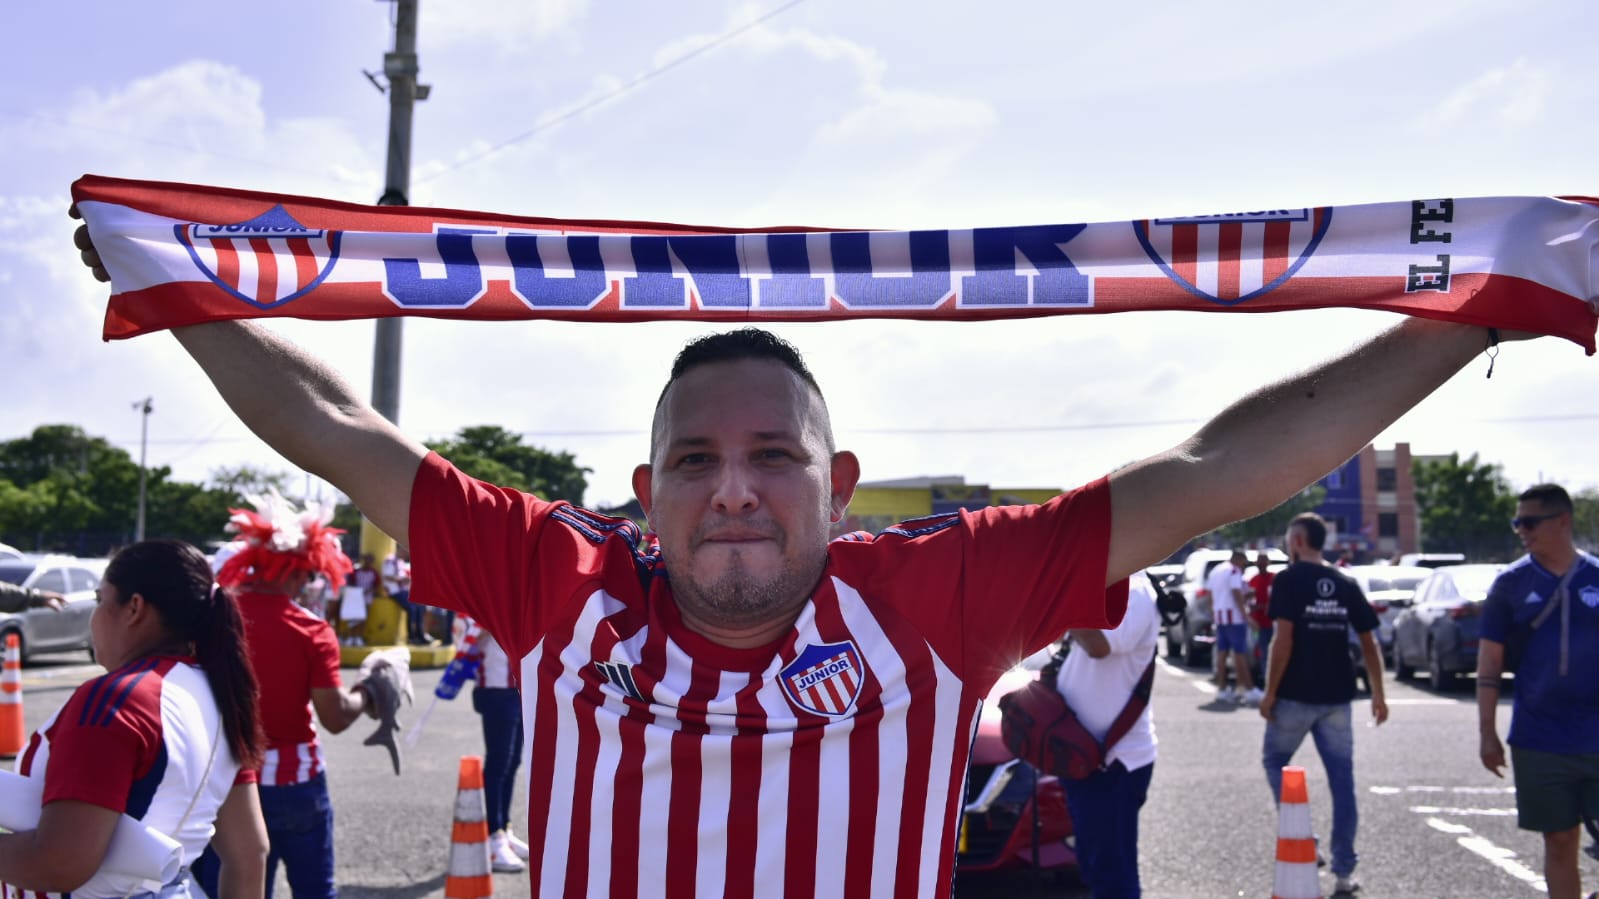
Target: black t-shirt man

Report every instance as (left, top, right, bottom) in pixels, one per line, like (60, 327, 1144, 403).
(1268, 561, 1379, 705)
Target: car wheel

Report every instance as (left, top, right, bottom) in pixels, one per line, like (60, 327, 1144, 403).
(1427, 643, 1454, 692)
(1394, 644, 1413, 681)
(0, 628, 23, 666)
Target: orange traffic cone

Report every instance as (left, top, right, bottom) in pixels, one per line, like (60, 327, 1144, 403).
(445, 755, 493, 898)
(0, 633, 24, 758)
(1272, 765, 1321, 899)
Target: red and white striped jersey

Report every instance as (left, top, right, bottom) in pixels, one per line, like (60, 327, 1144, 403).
(410, 453, 1125, 898)
(8, 656, 249, 899)
(234, 591, 343, 785)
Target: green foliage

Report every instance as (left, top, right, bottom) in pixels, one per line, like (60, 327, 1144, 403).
(1573, 487, 1599, 553)
(426, 425, 590, 504)
(0, 428, 330, 554)
(0, 425, 149, 552)
(1412, 452, 1518, 561)
(1211, 485, 1327, 546)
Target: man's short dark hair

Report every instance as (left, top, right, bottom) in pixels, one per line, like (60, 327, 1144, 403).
(659, 328, 823, 403)
(1289, 512, 1328, 552)
(1519, 483, 1573, 514)
(650, 328, 833, 458)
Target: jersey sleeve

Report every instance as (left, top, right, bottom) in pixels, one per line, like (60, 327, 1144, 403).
(1268, 572, 1297, 621)
(1347, 586, 1380, 633)
(308, 618, 343, 689)
(40, 674, 162, 812)
(409, 451, 615, 661)
(839, 476, 1126, 686)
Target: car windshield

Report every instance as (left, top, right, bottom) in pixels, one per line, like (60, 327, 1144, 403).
(0, 564, 31, 586)
(1449, 566, 1501, 602)
(1367, 574, 1427, 593)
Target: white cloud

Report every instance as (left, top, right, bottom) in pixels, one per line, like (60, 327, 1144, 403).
(1416, 59, 1552, 132)
(421, 0, 591, 52)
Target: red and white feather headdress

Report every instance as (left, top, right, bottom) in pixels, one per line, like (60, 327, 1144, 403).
(215, 489, 353, 592)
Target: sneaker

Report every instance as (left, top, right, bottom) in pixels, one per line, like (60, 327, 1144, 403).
(504, 827, 530, 860)
(1216, 687, 1237, 703)
(1333, 874, 1360, 894)
(489, 831, 527, 873)
(1243, 687, 1265, 706)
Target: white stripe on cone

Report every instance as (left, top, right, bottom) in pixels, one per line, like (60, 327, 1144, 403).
(454, 788, 487, 822)
(449, 841, 492, 878)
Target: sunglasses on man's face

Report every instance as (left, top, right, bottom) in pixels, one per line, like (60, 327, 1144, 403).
(1510, 512, 1562, 531)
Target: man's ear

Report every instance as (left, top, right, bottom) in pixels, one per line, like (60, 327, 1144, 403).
(631, 464, 655, 524)
(828, 451, 861, 523)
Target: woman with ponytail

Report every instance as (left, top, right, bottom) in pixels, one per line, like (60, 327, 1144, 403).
(192, 490, 368, 899)
(0, 539, 268, 898)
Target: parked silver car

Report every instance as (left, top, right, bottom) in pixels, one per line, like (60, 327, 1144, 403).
(1391, 563, 1504, 691)
(0, 554, 107, 662)
(1344, 564, 1433, 665)
(1164, 548, 1287, 667)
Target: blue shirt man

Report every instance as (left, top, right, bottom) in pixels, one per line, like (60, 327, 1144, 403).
(1478, 483, 1599, 899)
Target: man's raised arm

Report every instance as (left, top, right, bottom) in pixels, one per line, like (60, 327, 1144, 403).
(1105, 317, 1489, 584)
(171, 320, 427, 544)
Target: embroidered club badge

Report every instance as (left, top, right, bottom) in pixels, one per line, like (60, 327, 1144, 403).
(780, 641, 865, 718)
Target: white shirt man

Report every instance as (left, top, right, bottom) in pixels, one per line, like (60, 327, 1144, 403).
(1207, 551, 1261, 703)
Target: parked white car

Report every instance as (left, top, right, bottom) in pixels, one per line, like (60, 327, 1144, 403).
(0, 554, 108, 662)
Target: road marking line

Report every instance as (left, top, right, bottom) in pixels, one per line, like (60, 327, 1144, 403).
(1371, 785, 1516, 795)
(1425, 818, 1546, 892)
(1411, 805, 1517, 816)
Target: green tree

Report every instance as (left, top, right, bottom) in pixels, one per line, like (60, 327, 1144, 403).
(0, 425, 152, 553)
(1412, 453, 1518, 561)
(426, 425, 590, 504)
(1211, 485, 1327, 546)
(209, 464, 292, 499)
(1572, 487, 1599, 553)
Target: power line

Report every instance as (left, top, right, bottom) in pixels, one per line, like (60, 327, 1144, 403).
(416, 0, 808, 185)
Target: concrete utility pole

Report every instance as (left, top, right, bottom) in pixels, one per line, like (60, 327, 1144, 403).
(133, 397, 152, 542)
(370, 0, 428, 427)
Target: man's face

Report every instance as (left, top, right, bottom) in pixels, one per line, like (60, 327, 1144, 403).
(1512, 499, 1567, 556)
(634, 358, 857, 628)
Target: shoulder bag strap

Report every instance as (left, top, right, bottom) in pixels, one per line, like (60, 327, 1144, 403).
(1100, 649, 1158, 753)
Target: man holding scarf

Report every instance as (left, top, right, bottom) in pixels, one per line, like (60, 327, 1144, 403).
(69, 208, 1593, 897)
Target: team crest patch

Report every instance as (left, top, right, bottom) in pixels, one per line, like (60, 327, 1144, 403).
(780, 641, 865, 718)
(1133, 207, 1332, 306)
(176, 205, 341, 309)
(1580, 586, 1599, 609)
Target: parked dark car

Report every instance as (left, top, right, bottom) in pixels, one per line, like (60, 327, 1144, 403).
(1391, 563, 1504, 691)
(957, 660, 1076, 880)
(0, 554, 106, 662)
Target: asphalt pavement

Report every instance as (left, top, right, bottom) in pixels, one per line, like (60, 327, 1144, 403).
(10, 648, 1594, 898)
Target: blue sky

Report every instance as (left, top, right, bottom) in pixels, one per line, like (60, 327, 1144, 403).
(3, 0, 1596, 513)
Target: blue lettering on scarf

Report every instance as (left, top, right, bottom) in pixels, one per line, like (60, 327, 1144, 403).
(378, 226, 1095, 310)
(622, 235, 751, 308)
(963, 224, 1090, 306)
(505, 234, 608, 307)
(831, 231, 952, 308)
(383, 228, 489, 308)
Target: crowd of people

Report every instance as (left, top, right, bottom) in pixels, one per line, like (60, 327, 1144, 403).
(0, 212, 1589, 897)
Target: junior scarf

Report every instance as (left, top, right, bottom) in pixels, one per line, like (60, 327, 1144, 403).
(72, 175, 1599, 353)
